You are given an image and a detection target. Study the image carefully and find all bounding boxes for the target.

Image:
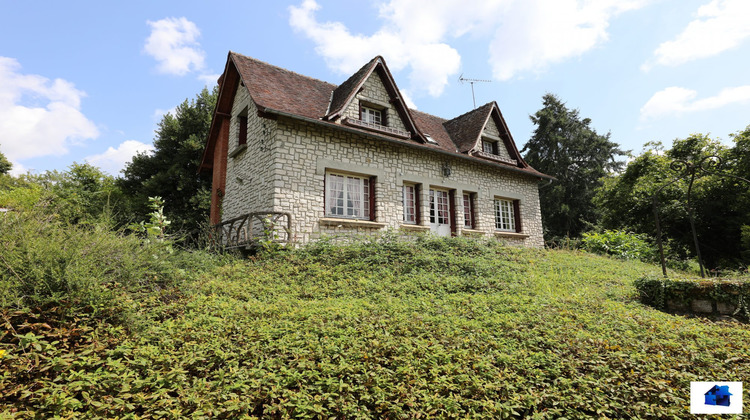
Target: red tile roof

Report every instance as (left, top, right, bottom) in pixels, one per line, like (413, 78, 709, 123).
(203, 51, 550, 180)
(444, 102, 495, 153)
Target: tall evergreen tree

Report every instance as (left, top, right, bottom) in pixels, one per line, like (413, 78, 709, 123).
(119, 86, 217, 234)
(522, 94, 627, 240)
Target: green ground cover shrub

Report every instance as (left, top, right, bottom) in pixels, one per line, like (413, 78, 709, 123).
(2, 235, 749, 418)
(581, 230, 655, 261)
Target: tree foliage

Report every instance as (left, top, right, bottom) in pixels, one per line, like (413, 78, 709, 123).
(595, 129, 750, 269)
(522, 94, 627, 240)
(1, 162, 124, 225)
(0, 145, 12, 175)
(118, 87, 217, 234)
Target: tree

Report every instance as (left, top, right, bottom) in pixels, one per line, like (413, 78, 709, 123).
(0, 145, 12, 175)
(118, 86, 217, 234)
(522, 94, 627, 240)
(595, 131, 750, 269)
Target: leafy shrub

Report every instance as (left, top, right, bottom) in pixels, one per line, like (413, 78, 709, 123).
(0, 206, 228, 322)
(635, 274, 750, 319)
(582, 230, 656, 261)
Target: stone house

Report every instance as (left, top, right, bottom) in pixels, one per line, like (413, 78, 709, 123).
(200, 52, 551, 247)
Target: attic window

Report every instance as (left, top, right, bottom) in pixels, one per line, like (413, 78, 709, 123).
(425, 134, 438, 145)
(361, 106, 382, 125)
(482, 139, 498, 155)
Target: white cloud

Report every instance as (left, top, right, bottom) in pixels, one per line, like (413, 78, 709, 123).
(85, 140, 154, 176)
(399, 89, 417, 110)
(0, 57, 99, 165)
(144, 17, 205, 76)
(640, 85, 750, 120)
(489, 0, 650, 80)
(288, 0, 651, 94)
(289, 0, 462, 97)
(153, 107, 177, 121)
(9, 161, 26, 177)
(197, 73, 221, 86)
(645, 0, 750, 69)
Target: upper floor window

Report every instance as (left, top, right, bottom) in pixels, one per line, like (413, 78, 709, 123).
(482, 139, 498, 155)
(325, 172, 374, 220)
(238, 115, 248, 145)
(361, 106, 383, 125)
(238, 107, 249, 146)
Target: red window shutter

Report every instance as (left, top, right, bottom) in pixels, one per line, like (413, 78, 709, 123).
(369, 176, 376, 221)
(469, 194, 475, 229)
(513, 200, 522, 233)
(415, 184, 421, 224)
(449, 190, 457, 237)
(239, 116, 248, 145)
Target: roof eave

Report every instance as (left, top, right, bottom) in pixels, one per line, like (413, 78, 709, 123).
(261, 106, 554, 180)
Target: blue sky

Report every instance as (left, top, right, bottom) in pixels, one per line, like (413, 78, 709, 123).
(1, 0, 749, 176)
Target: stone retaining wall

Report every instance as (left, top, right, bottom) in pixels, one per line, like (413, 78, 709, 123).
(635, 276, 749, 321)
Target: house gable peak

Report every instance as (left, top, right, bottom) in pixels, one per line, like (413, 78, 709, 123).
(325, 56, 424, 142)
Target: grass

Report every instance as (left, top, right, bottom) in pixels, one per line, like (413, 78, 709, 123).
(2, 234, 749, 418)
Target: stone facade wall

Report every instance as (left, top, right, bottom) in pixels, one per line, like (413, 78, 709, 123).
(482, 117, 514, 162)
(221, 83, 277, 221)
(270, 117, 544, 247)
(341, 72, 408, 133)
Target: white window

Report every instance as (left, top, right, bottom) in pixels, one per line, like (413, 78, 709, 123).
(483, 140, 498, 155)
(403, 184, 417, 224)
(494, 198, 516, 232)
(430, 189, 450, 225)
(326, 172, 371, 220)
(463, 193, 474, 229)
(361, 106, 382, 125)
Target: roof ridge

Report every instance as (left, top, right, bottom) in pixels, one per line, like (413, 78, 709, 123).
(409, 108, 448, 122)
(230, 51, 337, 89)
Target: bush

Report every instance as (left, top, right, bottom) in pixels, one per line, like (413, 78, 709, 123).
(582, 230, 656, 261)
(0, 206, 229, 323)
(635, 275, 750, 319)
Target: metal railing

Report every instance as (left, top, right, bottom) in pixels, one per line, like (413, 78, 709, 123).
(210, 211, 292, 250)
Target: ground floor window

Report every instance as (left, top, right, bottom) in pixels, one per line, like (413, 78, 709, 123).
(326, 172, 373, 220)
(430, 189, 450, 225)
(403, 183, 420, 224)
(494, 198, 519, 232)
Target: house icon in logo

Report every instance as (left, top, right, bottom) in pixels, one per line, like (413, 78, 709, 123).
(705, 385, 732, 407)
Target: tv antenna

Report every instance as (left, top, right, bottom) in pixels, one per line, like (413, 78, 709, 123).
(459, 74, 492, 109)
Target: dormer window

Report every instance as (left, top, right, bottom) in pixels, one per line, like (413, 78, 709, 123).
(343, 101, 410, 138)
(482, 139, 498, 155)
(361, 106, 383, 125)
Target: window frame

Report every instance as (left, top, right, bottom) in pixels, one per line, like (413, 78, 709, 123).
(359, 103, 385, 126)
(325, 171, 376, 221)
(494, 197, 521, 233)
(482, 139, 498, 155)
(237, 108, 249, 146)
(402, 183, 420, 224)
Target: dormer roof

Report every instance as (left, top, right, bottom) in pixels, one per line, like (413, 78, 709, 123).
(201, 51, 550, 180)
(444, 102, 495, 153)
(324, 56, 424, 143)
